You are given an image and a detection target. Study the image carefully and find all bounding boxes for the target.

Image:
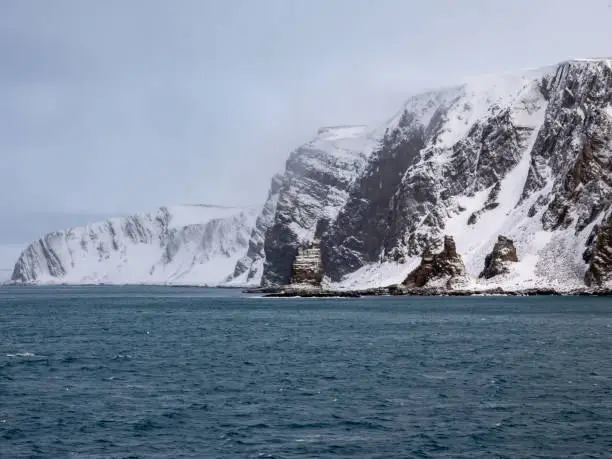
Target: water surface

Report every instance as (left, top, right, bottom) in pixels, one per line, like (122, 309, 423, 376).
(2, 286, 612, 458)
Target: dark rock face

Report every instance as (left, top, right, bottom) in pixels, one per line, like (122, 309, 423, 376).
(479, 235, 519, 279)
(442, 109, 534, 197)
(584, 215, 612, 286)
(260, 126, 372, 286)
(261, 222, 300, 287)
(520, 61, 612, 233)
(314, 218, 330, 239)
(322, 113, 428, 280)
(289, 240, 323, 287)
(402, 236, 467, 289)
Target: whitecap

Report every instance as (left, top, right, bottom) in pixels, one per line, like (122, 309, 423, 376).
(113, 354, 132, 359)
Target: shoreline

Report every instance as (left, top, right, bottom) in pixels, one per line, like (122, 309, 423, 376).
(3, 282, 611, 297)
(244, 286, 612, 297)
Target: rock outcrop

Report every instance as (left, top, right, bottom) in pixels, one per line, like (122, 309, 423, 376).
(289, 239, 323, 287)
(479, 235, 519, 279)
(584, 215, 612, 286)
(402, 236, 467, 289)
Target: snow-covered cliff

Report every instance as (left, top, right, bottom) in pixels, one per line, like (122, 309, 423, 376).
(11, 205, 258, 285)
(247, 58, 612, 291)
(322, 59, 612, 290)
(12, 59, 612, 290)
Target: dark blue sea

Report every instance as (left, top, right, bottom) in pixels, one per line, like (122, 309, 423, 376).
(2, 286, 612, 458)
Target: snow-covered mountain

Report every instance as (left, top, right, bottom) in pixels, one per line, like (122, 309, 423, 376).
(12, 58, 612, 290)
(11, 205, 258, 285)
(253, 58, 612, 290)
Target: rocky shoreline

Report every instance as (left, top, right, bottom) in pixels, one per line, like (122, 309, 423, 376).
(244, 286, 612, 298)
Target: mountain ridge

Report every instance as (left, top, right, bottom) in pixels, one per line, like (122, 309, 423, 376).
(262, 58, 612, 291)
(11, 58, 612, 290)
(11, 205, 259, 285)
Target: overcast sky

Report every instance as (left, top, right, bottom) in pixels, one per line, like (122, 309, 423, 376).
(2, 0, 612, 216)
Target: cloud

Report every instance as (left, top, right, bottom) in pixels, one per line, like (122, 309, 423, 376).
(1, 0, 611, 215)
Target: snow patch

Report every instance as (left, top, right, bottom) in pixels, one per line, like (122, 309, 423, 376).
(327, 258, 420, 290)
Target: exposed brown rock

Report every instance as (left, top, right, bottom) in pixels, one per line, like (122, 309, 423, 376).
(403, 235, 467, 289)
(289, 240, 323, 287)
(479, 235, 519, 279)
(584, 217, 612, 287)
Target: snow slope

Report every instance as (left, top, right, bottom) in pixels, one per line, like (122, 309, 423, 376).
(11, 205, 258, 285)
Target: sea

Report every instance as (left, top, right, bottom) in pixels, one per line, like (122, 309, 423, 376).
(1, 286, 612, 458)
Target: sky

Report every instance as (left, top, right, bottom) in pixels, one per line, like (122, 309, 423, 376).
(1, 0, 612, 219)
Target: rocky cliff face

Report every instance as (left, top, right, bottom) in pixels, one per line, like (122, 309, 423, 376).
(584, 211, 612, 286)
(523, 62, 612, 232)
(11, 206, 258, 285)
(289, 240, 323, 287)
(258, 125, 378, 286)
(479, 235, 519, 279)
(402, 236, 467, 289)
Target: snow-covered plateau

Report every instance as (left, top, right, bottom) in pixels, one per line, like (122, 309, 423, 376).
(11, 58, 612, 291)
(11, 205, 258, 285)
